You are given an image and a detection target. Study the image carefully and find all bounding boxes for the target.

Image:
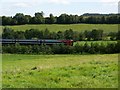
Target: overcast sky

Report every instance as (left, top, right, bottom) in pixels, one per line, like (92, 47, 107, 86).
(0, 0, 119, 17)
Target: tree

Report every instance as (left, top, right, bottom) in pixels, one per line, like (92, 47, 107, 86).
(56, 31, 64, 39)
(49, 32, 57, 39)
(106, 43, 116, 54)
(24, 15, 31, 24)
(64, 29, 74, 39)
(83, 42, 90, 53)
(49, 14, 56, 24)
(115, 40, 120, 53)
(79, 32, 85, 41)
(11, 18, 18, 25)
(84, 30, 91, 41)
(13, 13, 26, 25)
(86, 16, 96, 23)
(73, 31, 79, 41)
(108, 32, 117, 40)
(101, 16, 106, 24)
(43, 28, 50, 39)
(57, 14, 67, 24)
(88, 43, 96, 54)
(37, 31, 44, 39)
(14, 31, 25, 39)
(2, 16, 13, 25)
(74, 43, 83, 54)
(116, 31, 120, 40)
(99, 42, 106, 54)
(79, 16, 83, 23)
(91, 29, 103, 40)
(74, 15, 79, 23)
(24, 29, 41, 39)
(2, 27, 15, 39)
(34, 12, 45, 24)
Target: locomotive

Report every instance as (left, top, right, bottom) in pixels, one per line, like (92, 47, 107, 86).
(1, 39, 74, 46)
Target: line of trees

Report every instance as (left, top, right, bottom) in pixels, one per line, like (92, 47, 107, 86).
(2, 12, 120, 25)
(2, 41, 120, 54)
(2, 28, 120, 41)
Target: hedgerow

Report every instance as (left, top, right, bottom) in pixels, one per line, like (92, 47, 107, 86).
(2, 41, 120, 54)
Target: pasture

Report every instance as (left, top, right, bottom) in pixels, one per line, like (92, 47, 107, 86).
(3, 24, 118, 33)
(2, 54, 118, 88)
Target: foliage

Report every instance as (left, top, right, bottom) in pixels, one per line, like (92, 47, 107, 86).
(2, 41, 120, 54)
(2, 12, 120, 25)
(2, 27, 119, 41)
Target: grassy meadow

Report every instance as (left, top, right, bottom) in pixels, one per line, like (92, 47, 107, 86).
(1, 24, 119, 88)
(2, 54, 118, 88)
(3, 24, 118, 33)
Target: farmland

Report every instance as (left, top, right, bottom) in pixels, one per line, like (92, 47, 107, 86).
(2, 24, 118, 33)
(1, 7, 119, 89)
(1, 24, 119, 88)
(2, 54, 118, 88)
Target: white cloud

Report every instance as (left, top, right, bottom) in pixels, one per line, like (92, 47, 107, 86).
(1, 0, 119, 3)
(13, 3, 30, 8)
(100, 0, 119, 2)
(1, 0, 41, 3)
(1, 0, 119, 9)
(48, 0, 70, 5)
(71, 0, 119, 3)
(100, 0, 118, 7)
(1, 0, 70, 5)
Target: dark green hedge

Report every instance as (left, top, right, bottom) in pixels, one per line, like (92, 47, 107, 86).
(2, 41, 120, 54)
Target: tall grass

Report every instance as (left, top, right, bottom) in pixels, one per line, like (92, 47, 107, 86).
(2, 54, 118, 88)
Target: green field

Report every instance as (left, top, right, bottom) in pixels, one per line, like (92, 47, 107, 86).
(3, 24, 118, 33)
(2, 54, 118, 88)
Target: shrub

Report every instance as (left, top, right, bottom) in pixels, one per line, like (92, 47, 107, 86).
(2, 42, 119, 54)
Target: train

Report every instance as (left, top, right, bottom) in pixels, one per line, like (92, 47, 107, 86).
(1, 39, 74, 46)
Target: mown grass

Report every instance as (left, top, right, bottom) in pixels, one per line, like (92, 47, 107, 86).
(2, 24, 118, 33)
(2, 54, 118, 88)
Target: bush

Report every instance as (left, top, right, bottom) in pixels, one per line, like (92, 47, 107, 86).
(52, 44, 71, 54)
(99, 43, 106, 54)
(74, 43, 83, 54)
(83, 43, 91, 53)
(88, 43, 96, 54)
(2, 42, 119, 54)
